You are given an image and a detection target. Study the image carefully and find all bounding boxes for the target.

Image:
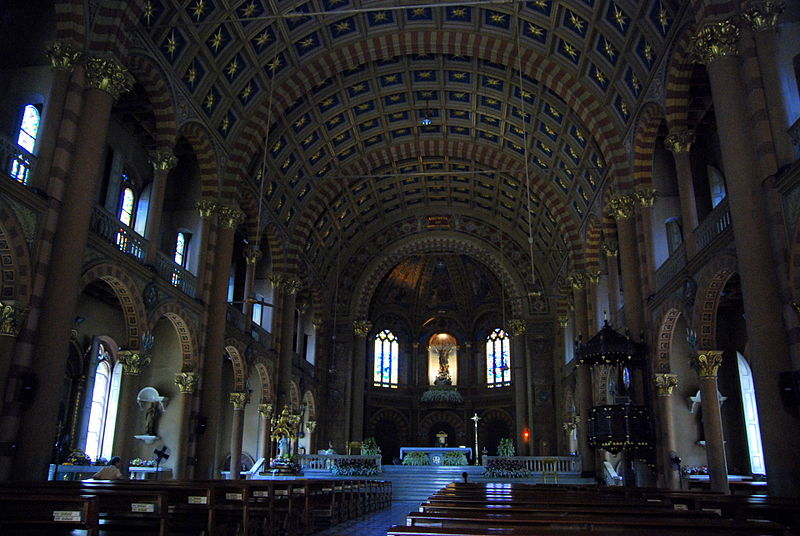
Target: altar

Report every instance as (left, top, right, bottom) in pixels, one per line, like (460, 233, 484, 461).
(399, 447, 472, 465)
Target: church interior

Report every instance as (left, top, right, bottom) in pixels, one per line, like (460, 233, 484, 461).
(1, 0, 800, 533)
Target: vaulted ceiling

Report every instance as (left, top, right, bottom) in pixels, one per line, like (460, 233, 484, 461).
(133, 0, 683, 293)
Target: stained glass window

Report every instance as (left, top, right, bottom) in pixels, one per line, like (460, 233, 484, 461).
(117, 174, 135, 250)
(85, 345, 123, 461)
(10, 104, 40, 183)
(373, 329, 399, 388)
(486, 328, 511, 387)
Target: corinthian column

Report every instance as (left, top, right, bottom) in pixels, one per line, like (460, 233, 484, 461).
(692, 19, 800, 495)
(350, 320, 372, 440)
(278, 277, 301, 409)
(228, 392, 249, 479)
(17, 57, 131, 479)
(608, 195, 644, 338)
(694, 351, 729, 494)
(257, 403, 273, 462)
(173, 371, 198, 479)
(664, 130, 699, 256)
(114, 349, 152, 467)
(654, 373, 680, 489)
(241, 246, 263, 320)
(508, 319, 528, 453)
(196, 205, 244, 478)
(0, 302, 28, 400)
(144, 150, 177, 265)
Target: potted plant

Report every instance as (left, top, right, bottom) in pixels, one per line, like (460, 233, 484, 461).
(362, 437, 381, 456)
(498, 438, 516, 457)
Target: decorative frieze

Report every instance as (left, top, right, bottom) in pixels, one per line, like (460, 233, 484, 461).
(353, 320, 372, 337)
(84, 56, 132, 100)
(45, 40, 82, 71)
(654, 373, 679, 396)
(664, 129, 696, 153)
(148, 150, 177, 172)
(690, 20, 740, 65)
(174, 371, 198, 394)
(742, 1, 784, 32)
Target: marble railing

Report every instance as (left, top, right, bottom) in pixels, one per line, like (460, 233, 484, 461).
(90, 205, 146, 262)
(1, 134, 36, 185)
(482, 455, 581, 474)
(156, 251, 197, 298)
(655, 243, 686, 289)
(298, 453, 382, 471)
(695, 197, 731, 250)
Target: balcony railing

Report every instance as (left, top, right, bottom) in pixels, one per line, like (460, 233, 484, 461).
(694, 197, 731, 250)
(482, 455, 582, 474)
(1, 134, 37, 185)
(655, 244, 686, 289)
(90, 205, 146, 263)
(226, 304, 272, 348)
(156, 251, 197, 298)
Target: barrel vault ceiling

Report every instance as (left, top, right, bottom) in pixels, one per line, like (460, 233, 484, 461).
(134, 0, 681, 292)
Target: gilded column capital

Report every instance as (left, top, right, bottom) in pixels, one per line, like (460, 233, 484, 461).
(557, 315, 569, 328)
(634, 187, 657, 208)
(217, 205, 245, 230)
(258, 402, 273, 418)
(312, 317, 323, 330)
(45, 40, 82, 71)
(664, 130, 695, 153)
(607, 194, 636, 220)
(567, 272, 585, 289)
(305, 420, 317, 433)
(654, 373, 679, 396)
(353, 319, 372, 337)
(268, 273, 284, 289)
(562, 416, 580, 432)
(690, 20, 740, 65)
(174, 371, 198, 394)
(585, 267, 602, 285)
(148, 150, 177, 172)
(507, 319, 526, 337)
(230, 391, 249, 409)
(694, 350, 724, 378)
(742, 1, 784, 32)
(283, 277, 302, 295)
(243, 246, 263, 265)
(0, 301, 29, 337)
(84, 56, 132, 100)
(118, 351, 151, 376)
(601, 239, 618, 257)
(196, 199, 218, 218)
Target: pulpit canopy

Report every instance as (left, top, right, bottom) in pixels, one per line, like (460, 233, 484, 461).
(575, 319, 645, 368)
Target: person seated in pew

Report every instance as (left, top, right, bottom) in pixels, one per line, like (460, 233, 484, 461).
(91, 456, 124, 480)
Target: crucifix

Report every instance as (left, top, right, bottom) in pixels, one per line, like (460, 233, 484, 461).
(471, 412, 481, 466)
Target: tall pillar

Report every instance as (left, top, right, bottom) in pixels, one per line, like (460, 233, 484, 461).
(571, 275, 595, 475)
(692, 19, 800, 495)
(742, 1, 794, 167)
(258, 403, 273, 462)
(196, 205, 243, 479)
(114, 349, 151, 466)
(15, 57, 131, 479)
(144, 150, 177, 265)
(585, 269, 603, 332)
(277, 277, 301, 408)
(634, 188, 657, 294)
(694, 351, 729, 494)
(228, 392, 248, 479)
(305, 420, 317, 455)
(194, 200, 217, 297)
(0, 302, 28, 398)
(173, 371, 198, 480)
(602, 240, 621, 324)
(350, 320, 371, 441)
(508, 319, 528, 452)
(664, 130, 699, 255)
(654, 373, 680, 489)
(31, 41, 82, 189)
(241, 247, 262, 320)
(608, 195, 644, 338)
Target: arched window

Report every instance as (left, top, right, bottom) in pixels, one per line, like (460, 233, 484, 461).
(116, 173, 135, 250)
(10, 104, 41, 183)
(486, 328, 511, 387)
(373, 329, 399, 388)
(85, 345, 123, 461)
(665, 218, 683, 253)
(707, 165, 727, 208)
(174, 232, 188, 266)
(737, 352, 766, 475)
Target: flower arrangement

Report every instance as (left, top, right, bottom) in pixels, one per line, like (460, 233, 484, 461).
(269, 456, 300, 473)
(498, 438, 516, 457)
(484, 458, 532, 478)
(682, 465, 709, 475)
(442, 451, 468, 466)
(64, 449, 91, 465)
(93, 457, 108, 466)
(362, 437, 381, 456)
(130, 458, 157, 467)
(330, 457, 379, 476)
(402, 451, 431, 465)
(420, 385, 464, 404)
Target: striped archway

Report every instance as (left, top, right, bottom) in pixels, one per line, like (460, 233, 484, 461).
(79, 263, 147, 349)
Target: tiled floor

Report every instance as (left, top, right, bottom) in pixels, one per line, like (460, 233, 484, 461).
(313, 500, 420, 536)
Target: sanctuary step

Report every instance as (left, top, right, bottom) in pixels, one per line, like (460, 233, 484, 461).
(302, 465, 594, 502)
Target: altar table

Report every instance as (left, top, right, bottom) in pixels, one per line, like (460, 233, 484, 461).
(399, 447, 472, 465)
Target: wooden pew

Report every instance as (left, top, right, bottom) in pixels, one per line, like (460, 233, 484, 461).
(0, 492, 99, 535)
